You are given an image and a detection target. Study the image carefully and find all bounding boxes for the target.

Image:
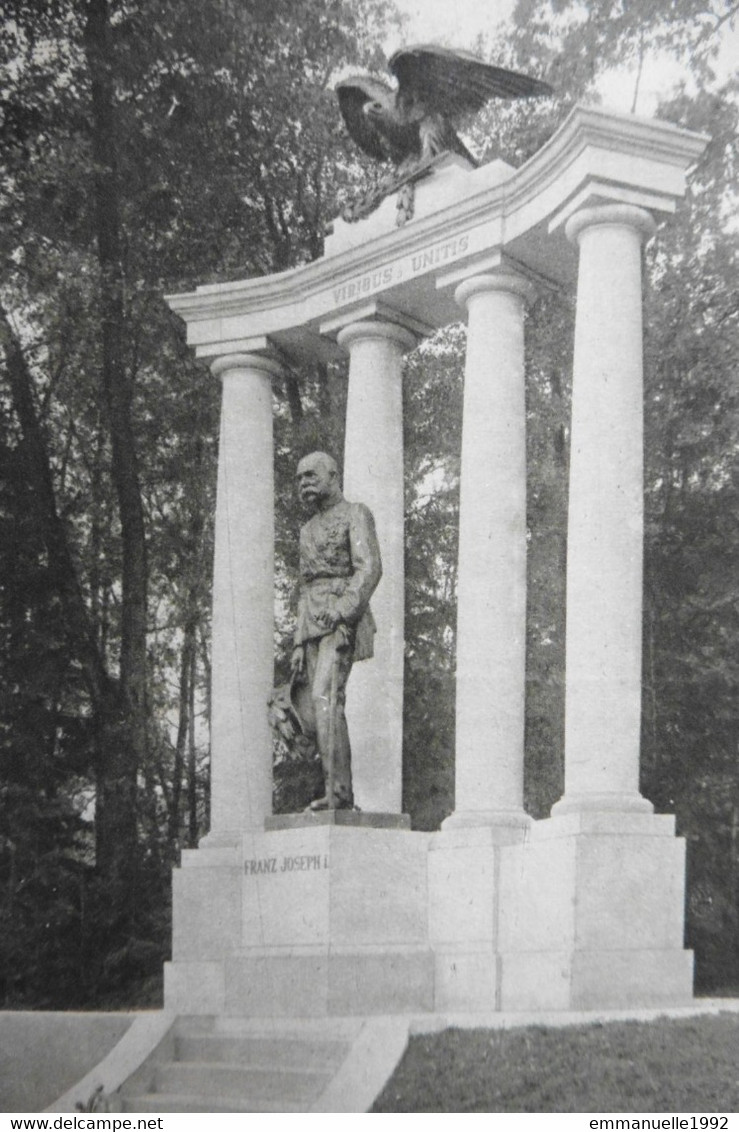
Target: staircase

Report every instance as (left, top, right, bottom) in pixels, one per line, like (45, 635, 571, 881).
(120, 1016, 360, 1113)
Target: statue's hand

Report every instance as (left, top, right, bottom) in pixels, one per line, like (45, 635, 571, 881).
(317, 607, 342, 631)
(290, 646, 305, 680)
(335, 622, 351, 651)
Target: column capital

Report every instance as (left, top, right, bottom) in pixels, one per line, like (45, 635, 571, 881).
(455, 272, 535, 310)
(336, 319, 417, 354)
(565, 203, 656, 247)
(210, 352, 283, 381)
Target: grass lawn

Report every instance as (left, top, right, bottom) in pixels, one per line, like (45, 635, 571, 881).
(371, 1013, 739, 1112)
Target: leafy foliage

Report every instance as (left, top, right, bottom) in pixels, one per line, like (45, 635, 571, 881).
(0, 0, 396, 1006)
(509, 0, 739, 101)
(639, 84, 739, 987)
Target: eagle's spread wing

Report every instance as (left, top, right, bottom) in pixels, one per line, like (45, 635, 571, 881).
(389, 44, 553, 118)
(335, 76, 398, 161)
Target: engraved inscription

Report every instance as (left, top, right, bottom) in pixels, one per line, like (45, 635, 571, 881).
(410, 233, 469, 273)
(331, 232, 471, 308)
(244, 853, 330, 876)
(245, 857, 278, 875)
(333, 268, 393, 306)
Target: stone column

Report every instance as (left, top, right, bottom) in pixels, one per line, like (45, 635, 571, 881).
(205, 352, 282, 843)
(338, 319, 417, 813)
(554, 204, 656, 815)
(444, 272, 533, 831)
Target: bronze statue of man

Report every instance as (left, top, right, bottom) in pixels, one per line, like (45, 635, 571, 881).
(290, 452, 382, 811)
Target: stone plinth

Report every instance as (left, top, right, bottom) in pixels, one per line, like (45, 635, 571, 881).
(426, 816, 693, 1014)
(323, 154, 513, 257)
(165, 817, 694, 1017)
(221, 946, 435, 1017)
(496, 813, 694, 1010)
(166, 827, 433, 1017)
(428, 825, 530, 1012)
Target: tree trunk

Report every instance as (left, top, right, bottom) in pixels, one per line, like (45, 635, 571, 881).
(187, 646, 199, 848)
(0, 301, 138, 896)
(0, 305, 111, 705)
(169, 619, 197, 852)
(84, 0, 148, 893)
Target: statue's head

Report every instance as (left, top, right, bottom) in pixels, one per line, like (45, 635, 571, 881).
(296, 451, 342, 510)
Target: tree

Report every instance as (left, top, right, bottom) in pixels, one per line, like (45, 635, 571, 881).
(639, 84, 739, 986)
(0, 0, 398, 1005)
(509, 0, 739, 106)
(499, 0, 739, 985)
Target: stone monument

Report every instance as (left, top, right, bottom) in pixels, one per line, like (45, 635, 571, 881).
(164, 97, 708, 1016)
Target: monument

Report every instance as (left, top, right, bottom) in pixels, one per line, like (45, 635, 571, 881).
(163, 55, 709, 1016)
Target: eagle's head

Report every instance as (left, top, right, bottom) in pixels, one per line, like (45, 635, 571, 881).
(363, 100, 386, 122)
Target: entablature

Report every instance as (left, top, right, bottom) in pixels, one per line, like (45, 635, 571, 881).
(165, 104, 708, 364)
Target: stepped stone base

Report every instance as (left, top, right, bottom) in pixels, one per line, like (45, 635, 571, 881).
(429, 812, 693, 1012)
(166, 815, 693, 1017)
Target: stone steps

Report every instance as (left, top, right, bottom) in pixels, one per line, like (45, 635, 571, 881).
(121, 1019, 353, 1113)
(121, 1093, 307, 1113)
(206, 1015, 362, 1039)
(156, 1060, 330, 1100)
(175, 1034, 348, 1070)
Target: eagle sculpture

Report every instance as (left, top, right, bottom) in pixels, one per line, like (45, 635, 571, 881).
(336, 44, 553, 173)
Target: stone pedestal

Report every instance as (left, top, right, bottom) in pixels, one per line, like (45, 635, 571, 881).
(166, 827, 433, 1017)
(338, 319, 417, 814)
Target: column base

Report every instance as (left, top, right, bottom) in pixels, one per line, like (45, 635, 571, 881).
(441, 809, 531, 842)
(551, 791, 653, 816)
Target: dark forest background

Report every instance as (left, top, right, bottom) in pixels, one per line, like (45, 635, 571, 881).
(0, 0, 737, 1007)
